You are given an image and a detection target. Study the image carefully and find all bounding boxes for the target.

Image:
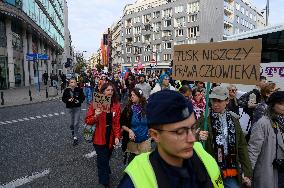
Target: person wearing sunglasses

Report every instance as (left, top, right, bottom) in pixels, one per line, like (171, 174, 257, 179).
(198, 86, 252, 188)
(118, 90, 223, 188)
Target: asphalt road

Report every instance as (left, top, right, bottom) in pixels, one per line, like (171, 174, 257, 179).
(0, 100, 125, 188)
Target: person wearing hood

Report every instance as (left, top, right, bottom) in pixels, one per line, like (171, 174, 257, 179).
(150, 74, 175, 95)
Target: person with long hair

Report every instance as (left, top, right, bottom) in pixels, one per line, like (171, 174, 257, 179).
(120, 88, 151, 164)
(85, 82, 121, 188)
(192, 88, 206, 119)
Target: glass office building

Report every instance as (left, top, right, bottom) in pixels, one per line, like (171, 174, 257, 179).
(0, 0, 65, 89)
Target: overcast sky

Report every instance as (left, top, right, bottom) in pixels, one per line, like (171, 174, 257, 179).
(67, 0, 284, 59)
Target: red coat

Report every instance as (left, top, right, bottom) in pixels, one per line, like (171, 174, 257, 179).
(85, 102, 121, 149)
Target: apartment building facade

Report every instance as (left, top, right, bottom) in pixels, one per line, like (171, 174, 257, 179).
(121, 0, 265, 72)
(0, 0, 67, 89)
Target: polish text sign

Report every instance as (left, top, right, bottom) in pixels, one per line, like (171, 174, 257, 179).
(93, 92, 111, 112)
(172, 39, 262, 85)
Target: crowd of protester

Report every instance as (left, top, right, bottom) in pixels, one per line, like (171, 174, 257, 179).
(61, 69, 283, 188)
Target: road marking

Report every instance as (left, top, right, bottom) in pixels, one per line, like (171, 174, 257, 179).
(0, 169, 50, 188)
(84, 151, 97, 159)
(1, 111, 67, 126)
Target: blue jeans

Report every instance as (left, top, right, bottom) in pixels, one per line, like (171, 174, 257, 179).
(84, 87, 93, 105)
(224, 177, 239, 188)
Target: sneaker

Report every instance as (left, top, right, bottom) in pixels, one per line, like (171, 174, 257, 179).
(73, 138, 78, 146)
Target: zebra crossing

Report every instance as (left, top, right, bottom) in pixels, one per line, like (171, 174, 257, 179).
(0, 112, 66, 125)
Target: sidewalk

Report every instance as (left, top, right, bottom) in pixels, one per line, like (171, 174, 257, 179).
(0, 84, 62, 108)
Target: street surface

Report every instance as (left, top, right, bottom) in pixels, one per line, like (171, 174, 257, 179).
(0, 101, 124, 188)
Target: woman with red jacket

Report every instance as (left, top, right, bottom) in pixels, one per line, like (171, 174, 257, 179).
(85, 82, 121, 188)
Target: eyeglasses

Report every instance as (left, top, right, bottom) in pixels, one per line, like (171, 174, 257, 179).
(229, 89, 237, 92)
(155, 124, 199, 140)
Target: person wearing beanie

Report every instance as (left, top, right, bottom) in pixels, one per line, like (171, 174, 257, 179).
(248, 91, 284, 188)
(150, 73, 175, 95)
(118, 90, 224, 188)
(135, 74, 151, 100)
(198, 86, 252, 188)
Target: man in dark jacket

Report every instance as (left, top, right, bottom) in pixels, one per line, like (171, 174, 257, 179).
(198, 86, 252, 187)
(62, 78, 85, 146)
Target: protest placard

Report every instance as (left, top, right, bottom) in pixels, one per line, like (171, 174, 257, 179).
(93, 92, 111, 112)
(172, 39, 262, 85)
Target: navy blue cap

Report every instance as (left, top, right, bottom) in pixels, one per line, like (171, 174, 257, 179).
(147, 90, 194, 126)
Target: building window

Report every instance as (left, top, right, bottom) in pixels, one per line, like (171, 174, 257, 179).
(164, 42, 172, 49)
(133, 26, 141, 35)
(153, 11, 160, 18)
(164, 54, 172, 61)
(153, 44, 161, 52)
(187, 1, 200, 14)
(143, 14, 151, 23)
(235, 27, 239, 34)
(254, 15, 257, 22)
(153, 22, 161, 32)
(134, 16, 141, 23)
(126, 18, 132, 27)
(236, 16, 239, 23)
(246, 10, 249, 17)
(175, 17, 185, 27)
(134, 36, 141, 42)
(134, 47, 142, 54)
(126, 47, 132, 53)
(126, 28, 131, 35)
(163, 8, 172, 17)
(164, 19, 172, 27)
(175, 5, 184, 13)
(127, 56, 132, 63)
(144, 55, 150, 62)
(241, 7, 244, 14)
(236, 3, 240, 10)
(175, 41, 185, 45)
(176, 29, 184, 37)
(188, 26, 200, 38)
(188, 14, 197, 22)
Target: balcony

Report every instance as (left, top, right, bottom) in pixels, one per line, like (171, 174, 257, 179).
(224, 1, 234, 15)
(162, 35, 173, 41)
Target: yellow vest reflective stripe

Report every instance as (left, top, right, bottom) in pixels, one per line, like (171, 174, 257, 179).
(193, 142, 224, 188)
(124, 142, 224, 188)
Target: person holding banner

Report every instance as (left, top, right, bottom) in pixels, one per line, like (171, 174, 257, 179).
(198, 86, 252, 188)
(85, 82, 121, 188)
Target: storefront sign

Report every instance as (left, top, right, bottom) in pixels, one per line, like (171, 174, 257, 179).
(173, 39, 262, 85)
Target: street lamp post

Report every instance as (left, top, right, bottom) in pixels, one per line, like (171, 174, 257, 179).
(266, 0, 269, 26)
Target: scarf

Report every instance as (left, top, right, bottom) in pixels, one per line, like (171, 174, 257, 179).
(192, 97, 206, 119)
(211, 111, 237, 169)
(274, 114, 284, 133)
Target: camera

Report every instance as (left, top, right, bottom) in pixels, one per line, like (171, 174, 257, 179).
(272, 159, 284, 172)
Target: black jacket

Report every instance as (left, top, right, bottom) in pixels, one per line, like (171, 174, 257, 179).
(62, 87, 85, 108)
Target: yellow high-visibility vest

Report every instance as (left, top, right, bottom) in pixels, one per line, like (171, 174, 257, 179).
(124, 142, 224, 188)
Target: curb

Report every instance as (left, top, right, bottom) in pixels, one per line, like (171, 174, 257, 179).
(0, 96, 62, 109)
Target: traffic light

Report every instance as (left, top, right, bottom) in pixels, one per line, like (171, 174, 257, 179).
(65, 58, 72, 68)
(103, 34, 108, 45)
